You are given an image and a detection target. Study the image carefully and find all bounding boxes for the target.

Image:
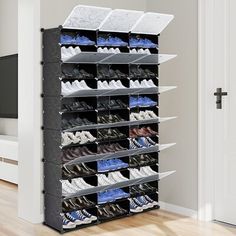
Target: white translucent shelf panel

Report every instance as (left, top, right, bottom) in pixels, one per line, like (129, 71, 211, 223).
(158, 86, 177, 94)
(99, 9, 144, 33)
(132, 54, 177, 65)
(159, 143, 176, 151)
(159, 117, 177, 123)
(131, 12, 174, 35)
(100, 53, 146, 64)
(63, 52, 113, 63)
(63, 5, 111, 30)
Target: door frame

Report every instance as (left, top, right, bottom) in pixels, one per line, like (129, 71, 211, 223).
(198, 0, 228, 221)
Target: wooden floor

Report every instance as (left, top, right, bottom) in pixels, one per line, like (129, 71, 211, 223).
(1, 180, 236, 236)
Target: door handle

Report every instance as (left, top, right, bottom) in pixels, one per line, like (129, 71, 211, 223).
(214, 88, 228, 109)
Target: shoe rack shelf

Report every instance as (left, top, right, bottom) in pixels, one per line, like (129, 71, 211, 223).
(43, 5, 176, 233)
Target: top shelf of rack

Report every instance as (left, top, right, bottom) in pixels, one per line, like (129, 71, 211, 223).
(62, 5, 174, 35)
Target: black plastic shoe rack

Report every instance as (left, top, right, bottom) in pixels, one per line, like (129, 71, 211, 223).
(43, 12, 175, 233)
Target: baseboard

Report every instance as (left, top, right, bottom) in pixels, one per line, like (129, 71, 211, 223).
(159, 201, 198, 219)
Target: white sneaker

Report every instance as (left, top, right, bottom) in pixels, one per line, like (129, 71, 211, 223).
(71, 80, 82, 91)
(116, 80, 126, 88)
(147, 79, 156, 87)
(129, 169, 143, 179)
(140, 79, 151, 88)
(83, 131, 96, 142)
(61, 180, 79, 195)
(71, 178, 93, 190)
(79, 80, 92, 90)
(74, 46, 81, 54)
(146, 110, 158, 119)
(134, 80, 142, 88)
(143, 166, 158, 175)
(77, 132, 89, 144)
(109, 48, 116, 53)
(97, 47, 103, 53)
(134, 112, 144, 120)
(109, 80, 119, 89)
(144, 49, 151, 55)
(67, 46, 76, 56)
(98, 81, 105, 89)
(114, 48, 121, 54)
(130, 80, 136, 88)
(130, 113, 137, 121)
(61, 47, 71, 59)
(103, 47, 109, 53)
(140, 167, 152, 176)
(61, 132, 73, 146)
(138, 49, 145, 54)
(130, 49, 137, 54)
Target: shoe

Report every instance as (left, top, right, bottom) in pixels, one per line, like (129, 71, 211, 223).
(75, 35, 95, 45)
(61, 180, 80, 196)
(143, 38, 157, 48)
(108, 37, 128, 46)
(71, 178, 94, 190)
(81, 209, 97, 221)
(61, 214, 76, 229)
(129, 199, 143, 213)
(61, 35, 75, 45)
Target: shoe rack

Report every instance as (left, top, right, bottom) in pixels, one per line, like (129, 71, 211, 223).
(43, 5, 177, 233)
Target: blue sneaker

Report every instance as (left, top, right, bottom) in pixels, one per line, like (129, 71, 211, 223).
(113, 188, 129, 199)
(97, 37, 107, 46)
(114, 159, 129, 168)
(98, 191, 114, 203)
(61, 214, 76, 229)
(75, 35, 95, 45)
(143, 38, 157, 48)
(130, 38, 143, 47)
(108, 37, 128, 46)
(98, 160, 110, 172)
(65, 212, 85, 225)
(137, 137, 151, 148)
(139, 97, 157, 107)
(130, 96, 139, 108)
(60, 35, 75, 45)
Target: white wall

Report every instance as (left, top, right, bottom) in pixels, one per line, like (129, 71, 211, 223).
(0, 0, 18, 136)
(147, 0, 198, 211)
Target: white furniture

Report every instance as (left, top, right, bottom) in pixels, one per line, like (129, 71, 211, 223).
(0, 135, 18, 184)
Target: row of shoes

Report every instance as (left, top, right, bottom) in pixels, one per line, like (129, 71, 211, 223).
(98, 68, 126, 79)
(98, 159, 128, 172)
(97, 99, 127, 110)
(130, 37, 157, 48)
(130, 183, 157, 196)
(62, 67, 93, 79)
(130, 137, 158, 149)
(62, 101, 93, 112)
(98, 188, 129, 204)
(62, 117, 94, 130)
(130, 79, 156, 88)
(62, 178, 95, 196)
(130, 96, 157, 108)
(62, 147, 96, 163)
(129, 166, 158, 179)
(97, 143, 126, 154)
(130, 48, 151, 54)
(98, 47, 121, 54)
(62, 163, 96, 179)
(61, 46, 82, 60)
(129, 196, 159, 213)
(130, 68, 157, 79)
(97, 128, 126, 141)
(61, 80, 92, 96)
(129, 127, 158, 138)
(130, 110, 158, 121)
(61, 210, 97, 229)
(98, 172, 129, 186)
(97, 36, 128, 47)
(98, 204, 127, 220)
(130, 154, 157, 168)
(61, 78, 158, 95)
(98, 80, 126, 89)
(61, 34, 95, 45)
(61, 131, 96, 146)
(62, 196, 95, 212)
(98, 114, 124, 124)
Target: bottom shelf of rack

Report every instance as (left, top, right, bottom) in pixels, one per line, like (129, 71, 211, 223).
(44, 205, 160, 234)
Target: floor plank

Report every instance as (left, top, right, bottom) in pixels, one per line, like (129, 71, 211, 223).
(0, 180, 236, 236)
